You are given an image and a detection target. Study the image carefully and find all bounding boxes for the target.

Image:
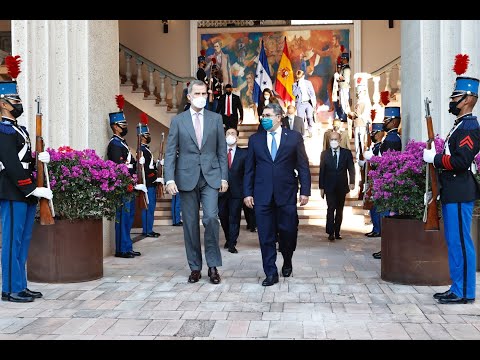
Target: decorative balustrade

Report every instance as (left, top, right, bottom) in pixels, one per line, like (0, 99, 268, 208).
(119, 43, 195, 113)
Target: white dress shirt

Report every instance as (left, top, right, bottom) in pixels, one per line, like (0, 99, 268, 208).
(267, 127, 282, 154)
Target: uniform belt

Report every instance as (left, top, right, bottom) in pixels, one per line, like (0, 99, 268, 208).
(127, 164, 134, 169)
(301, 100, 310, 103)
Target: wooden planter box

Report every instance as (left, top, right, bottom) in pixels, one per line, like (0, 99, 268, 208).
(381, 216, 451, 286)
(27, 219, 103, 283)
(470, 214, 480, 271)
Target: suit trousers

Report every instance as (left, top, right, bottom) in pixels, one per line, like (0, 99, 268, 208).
(222, 115, 238, 131)
(179, 171, 222, 271)
(218, 195, 242, 247)
(256, 202, 298, 276)
(115, 196, 135, 253)
(0, 200, 36, 293)
(325, 188, 347, 236)
(296, 101, 314, 129)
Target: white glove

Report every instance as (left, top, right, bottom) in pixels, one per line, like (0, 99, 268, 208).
(423, 147, 436, 164)
(364, 150, 374, 161)
(139, 156, 145, 165)
(154, 178, 165, 185)
(134, 184, 148, 193)
(37, 151, 50, 164)
(159, 159, 164, 166)
(358, 160, 365, 168)
(30, 187, 53, 200)
(424, 191, 432, 206)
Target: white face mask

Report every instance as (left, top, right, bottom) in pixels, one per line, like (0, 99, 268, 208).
(226, 135, 237, 146)
(330, 140, 339, 149)
(191, 96, 207, 109)
(264, 95, 270, 100)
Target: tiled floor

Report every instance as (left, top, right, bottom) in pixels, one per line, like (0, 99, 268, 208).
(1, 224, 480, 340)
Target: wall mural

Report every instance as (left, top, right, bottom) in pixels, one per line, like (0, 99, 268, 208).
(200, 28, 350, 122)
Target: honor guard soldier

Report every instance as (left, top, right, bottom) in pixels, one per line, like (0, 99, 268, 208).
(364, 106, 402, 259)
(0, 55, 53, 302)
(107, 95, 146, 258)
(423, 54, 480, 304)
(197, 50, 208, 87)
(137, 113, 162, 237)
(360, 122, 385, 238)
(338, 52, 352, 124)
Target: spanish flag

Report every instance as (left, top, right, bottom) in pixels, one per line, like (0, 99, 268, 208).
(274, 37, 294, 103)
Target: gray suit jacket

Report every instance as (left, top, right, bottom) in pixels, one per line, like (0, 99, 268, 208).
(164, 109, 228, 191)
(282, 115, 305, 135)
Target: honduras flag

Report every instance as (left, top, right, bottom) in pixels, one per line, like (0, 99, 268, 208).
(253, 40, 273, 106)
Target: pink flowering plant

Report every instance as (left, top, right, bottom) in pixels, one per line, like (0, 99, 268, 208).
(44, 146, 136, 221)
(367, 136, 444, 220)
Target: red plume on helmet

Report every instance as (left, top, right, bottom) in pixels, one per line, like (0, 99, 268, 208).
(140, 112, 149, 125)
(453, 54, 469, 75)
(5, 55, 22, 80)
(370, 109, 376, 121)
(380, 91, 390, 106)
(336, 56, 342, 65)
(115, 95, 125, 111)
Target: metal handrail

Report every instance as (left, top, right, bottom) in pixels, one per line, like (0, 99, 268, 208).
(371, 56, 401, 77)
(119, 43, 195, 84)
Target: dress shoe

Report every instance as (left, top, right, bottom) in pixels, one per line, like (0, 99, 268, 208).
(372, 251, 381, 259)
(433, 289, 452, 300)
(208, 267, 221, 284)
(328, 234, 335, 241)
(146, 232, 160, 238)
(115, 252, 135, 258)
(188, 270, 201, 283)
(335, 235, 342, 240)
(250, 227, 257, 232)
(129, 250, 141, 256)
(367, 232, 381, 238)
(224, 242, 229, 249)
(262, 274, 279, 286)
(1, 291, 34, 302)
(228, 246, 238, 254)
(281, 266, 293, 277)
(172, 222, 183, 226)
(437, 292, 475, 304)
(23, 288, 43, 298)
(365, 231, 374, 236)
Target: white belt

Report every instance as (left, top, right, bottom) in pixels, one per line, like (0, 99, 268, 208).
(127, 164, 134, 169)
(21, 162, 30, 170)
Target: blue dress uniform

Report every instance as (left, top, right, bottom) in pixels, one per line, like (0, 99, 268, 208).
(430, 75, 480, 304)
(366, 123, 384, 236)
(138, 123, 160, 237)
(171, 193, 182, 225)
(107, 109, 139, 258)
(0, 78, 47, 302)
(372, 107, 402, 259)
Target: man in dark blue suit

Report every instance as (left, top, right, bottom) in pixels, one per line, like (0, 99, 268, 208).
(244, 103, 311, 286)
(319, 131, 355, 241)
(218, 127, 247, 254)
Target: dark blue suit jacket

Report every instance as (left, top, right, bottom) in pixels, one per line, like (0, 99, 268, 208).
(244, 128, 311, 206)
(319, 147, 355, 194)
(220, 146, 247, 199)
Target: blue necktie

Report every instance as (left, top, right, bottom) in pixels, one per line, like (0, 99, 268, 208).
(270, 132, 277, 161)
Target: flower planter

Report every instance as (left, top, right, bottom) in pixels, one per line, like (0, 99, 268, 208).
(27, 219, 103, 283)
(381, 216, 451, 286)
(470, 214, 480, 271)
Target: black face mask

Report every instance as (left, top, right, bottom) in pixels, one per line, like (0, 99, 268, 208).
(6, 100, 24, 119)
(226, 91, 232, 95)
(382, 121, 390, 132)
(448, 94, 466, 116)
(119, 127, 128, 137)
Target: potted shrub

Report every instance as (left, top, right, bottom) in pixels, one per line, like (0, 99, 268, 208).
(367, 137, 451, 285)
(27, 146, 136, 283)
(469, 154, 480, 270)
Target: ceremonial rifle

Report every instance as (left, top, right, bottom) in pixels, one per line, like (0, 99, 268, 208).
(35, 96, 55, 225)
(423, 97, 440, 231)
(136, 122, 148, 210)
(358, 130, 366, 201)
(362, 118, 374, 210)
(156, 132, 165, 199)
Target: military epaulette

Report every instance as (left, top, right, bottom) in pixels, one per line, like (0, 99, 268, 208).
(110, 137, 124, 147)
(0, 122, 16, 135)
(458, 116, 479, 130)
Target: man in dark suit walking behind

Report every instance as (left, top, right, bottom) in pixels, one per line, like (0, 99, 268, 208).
(244, 103, 311, 286)
(164, 80, 229, 285)
(281, 104, 305, 136)
(319, 131, 355, 241)
(217, 84, 243, 130)
(218, 127, 247, 254)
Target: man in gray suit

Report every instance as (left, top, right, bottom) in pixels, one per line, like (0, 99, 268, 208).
(164, 80, 229, 285)
(281, 104, 305, 135)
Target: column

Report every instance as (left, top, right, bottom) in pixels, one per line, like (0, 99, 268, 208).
(12, 20, 120, 257)
(401, 20, 480, 142)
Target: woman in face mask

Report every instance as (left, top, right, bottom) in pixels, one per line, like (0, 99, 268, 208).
(256, 88, 279, 119)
